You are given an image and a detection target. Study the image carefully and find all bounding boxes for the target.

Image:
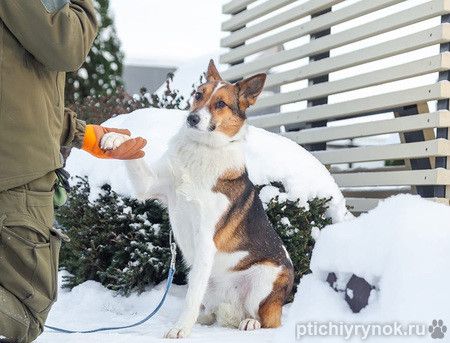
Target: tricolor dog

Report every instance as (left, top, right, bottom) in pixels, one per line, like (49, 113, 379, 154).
(101, 60, 294, 339)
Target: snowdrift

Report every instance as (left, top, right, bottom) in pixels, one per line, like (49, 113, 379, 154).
(277, 195, 450, 343)
(66, 108, 351, 222)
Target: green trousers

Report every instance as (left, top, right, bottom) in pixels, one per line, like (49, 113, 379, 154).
(0, 172, 62, 343)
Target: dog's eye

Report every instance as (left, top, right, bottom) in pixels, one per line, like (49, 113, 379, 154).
(215, 100, 226, 109)
(194, 92, 203, 101)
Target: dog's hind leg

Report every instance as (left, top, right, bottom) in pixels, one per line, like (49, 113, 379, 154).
(257, 267, 293, 328)
(238, 264, 293, 329)
(258, 295, 283, 328)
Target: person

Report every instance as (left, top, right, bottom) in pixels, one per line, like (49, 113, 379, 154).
(0, 1, 147, 342)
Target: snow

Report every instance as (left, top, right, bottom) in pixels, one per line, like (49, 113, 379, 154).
(66, 108, 351, 223)
(38, 272, 283, 343)
(276, 195, 450, 343)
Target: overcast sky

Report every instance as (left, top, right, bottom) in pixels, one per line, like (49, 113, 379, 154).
(109, 0, 225, 66)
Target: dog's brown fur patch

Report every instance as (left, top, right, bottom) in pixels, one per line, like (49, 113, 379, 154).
(213, 168, 252, 252)
(212, 170, 294, 275)
(212, 85, 246, 137)
(258, 266, 294, 328)
(220, 168, 244, 180)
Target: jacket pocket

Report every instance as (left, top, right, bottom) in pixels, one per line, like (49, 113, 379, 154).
(0, 218, 60, 314)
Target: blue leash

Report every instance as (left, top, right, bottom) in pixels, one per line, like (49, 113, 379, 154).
(44, 240, 177, 334)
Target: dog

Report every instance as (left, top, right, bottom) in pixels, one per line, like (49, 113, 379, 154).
(100, 60, 294, 339)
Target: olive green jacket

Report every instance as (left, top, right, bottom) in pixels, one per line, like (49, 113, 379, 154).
(0, 0, 98, 192)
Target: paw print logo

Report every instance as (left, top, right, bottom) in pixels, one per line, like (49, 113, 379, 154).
(429, 319, 447, 339)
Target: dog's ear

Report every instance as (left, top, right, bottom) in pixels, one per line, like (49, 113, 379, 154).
(236, 73, 266, 110)
(206, 59, 222, 82)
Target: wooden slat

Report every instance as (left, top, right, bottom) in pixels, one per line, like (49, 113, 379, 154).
(333, 166, 408, 174)
(342, 188, 410, 198)
(222, 0, 296, 32)
(222, 0, 450, 81)
(220, 0, 343, 58)
(283, 111, 450, 144)
(252, 54, 450, 111)
(265, 25, 450, 88)
(313, 139, 450, 164)
(249, 82, 450, 128)
(222, 0, 400, 51)
(346, 196, 450, 212)
(333, 168, 450, 187)
(223, 0, 258, 15)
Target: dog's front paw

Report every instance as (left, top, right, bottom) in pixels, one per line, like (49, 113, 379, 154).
(164, 326, 192, 339)
(100, 132, 131, 150)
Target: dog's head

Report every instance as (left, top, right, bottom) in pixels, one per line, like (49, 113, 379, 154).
(186, 60, 266, 145)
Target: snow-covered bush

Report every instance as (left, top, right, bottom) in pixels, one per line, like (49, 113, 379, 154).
(57, 177, 332, 296)
(57, 177, 187, 295)
(265, 195, 332, 299)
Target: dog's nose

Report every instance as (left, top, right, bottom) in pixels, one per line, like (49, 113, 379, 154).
(187, 113, 201, 127)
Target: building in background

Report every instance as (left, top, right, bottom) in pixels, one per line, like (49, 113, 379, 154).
(123, 62, 176, 95)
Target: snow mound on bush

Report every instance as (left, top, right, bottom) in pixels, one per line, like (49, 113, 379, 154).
(67, 108, 351, 222)
(277, 195, 450, 342)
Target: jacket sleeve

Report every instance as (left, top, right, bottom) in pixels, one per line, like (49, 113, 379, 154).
(0, 0, 98, 72)
(61, 108, 86, 148)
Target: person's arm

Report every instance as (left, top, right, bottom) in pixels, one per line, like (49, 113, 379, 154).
(61, 108, 86, 148)
(0, 0, 98, 71)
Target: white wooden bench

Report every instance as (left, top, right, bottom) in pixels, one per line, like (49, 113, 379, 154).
(220, 0, 450, 212)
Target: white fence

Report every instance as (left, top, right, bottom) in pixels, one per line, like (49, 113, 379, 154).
(221, 0, 450, 212)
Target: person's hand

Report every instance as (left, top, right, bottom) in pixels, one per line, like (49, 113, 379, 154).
(82, 125, 147, 160)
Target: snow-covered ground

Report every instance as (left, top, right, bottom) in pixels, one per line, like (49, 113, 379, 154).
(39, 272, 283, 343)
